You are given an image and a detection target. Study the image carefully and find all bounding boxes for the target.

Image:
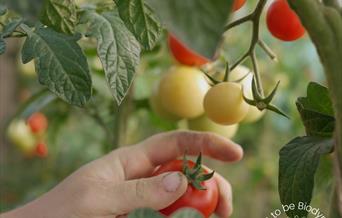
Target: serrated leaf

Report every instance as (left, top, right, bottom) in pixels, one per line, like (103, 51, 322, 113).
(127, 208, 164, 218)
(171, 208, 204, 218)
(0, 38, 5, 54)
(21, 25, 92, 106)
(296, 82, 335, 137)
(80, 10, 141, 104)
(1, 19, 22, 37)
(279, 136, 334, 218)
(40, 0, 77, 34)
(115, 0, 162, 50)
(145, 0, 233, 59)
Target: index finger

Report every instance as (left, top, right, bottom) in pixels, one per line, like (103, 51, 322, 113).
(109, 131, 243, 179)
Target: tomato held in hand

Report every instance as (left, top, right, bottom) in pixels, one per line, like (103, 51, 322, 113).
(233, 0, 246, 11)
(153, 155, 218, 217)
(27, 112, 48, 133)
(266, 0, 305, 41)
(204, 82, 249, 125)
(168, 34, 209, 67)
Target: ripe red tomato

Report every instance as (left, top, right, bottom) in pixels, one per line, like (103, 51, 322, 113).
(233, 0, 246, 11)
(266, 0, 305, 41)
(35, 142, 48, 158)
(168, 34, 209, 66)
(153, 159, 218, 217)
(27, 112, 48, 133)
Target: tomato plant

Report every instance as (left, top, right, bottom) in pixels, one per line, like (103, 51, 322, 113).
(266, 0, 305, 41)
(158, 66, 210, 119)
(168, 34, 209, 66)
(153, 155, 218, 218)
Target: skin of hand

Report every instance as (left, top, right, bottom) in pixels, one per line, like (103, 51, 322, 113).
(2, 131, 243, 218)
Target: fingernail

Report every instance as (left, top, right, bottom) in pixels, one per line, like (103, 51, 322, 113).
(162, 172, 182, 192)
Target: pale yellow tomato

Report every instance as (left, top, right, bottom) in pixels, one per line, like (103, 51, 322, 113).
(7, 120, 36, 154)
(159, 65, 210, 119)
(149, 83, 180, 121)
(19, 60, 35, 77)
(188, 115, 239, 139)
(204, 82, 249, 125)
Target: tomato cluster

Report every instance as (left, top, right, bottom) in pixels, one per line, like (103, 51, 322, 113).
(7, 112, 49, 158)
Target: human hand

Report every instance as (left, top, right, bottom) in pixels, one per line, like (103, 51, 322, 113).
(3, 131, 243, 218)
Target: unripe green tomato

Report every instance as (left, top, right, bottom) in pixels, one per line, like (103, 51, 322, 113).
(188, 115, 239, 139)
(204, 82, 249, 125)
(7, 120, 36, 154)
(149, 83, 180, 121)
(159, 65, 210, 119)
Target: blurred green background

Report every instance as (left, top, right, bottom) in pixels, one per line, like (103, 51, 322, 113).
(0, 0, 333, 217)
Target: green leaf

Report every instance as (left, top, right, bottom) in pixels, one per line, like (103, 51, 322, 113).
(21, 25, 92, 106)
(115, 0, 162, 50)
(144, 0, 233, 59)
(1, 19, 22, 37)
(296, 82, 335, 137)
(127, 208, 164, 218)
(15, 89, 57, 119)
(278, 136, 334, 218)
(40, 0, 77, 34)
(0, 38, 5, 54)
(80, 10, 141, 104)
(171, 208, 204, 218)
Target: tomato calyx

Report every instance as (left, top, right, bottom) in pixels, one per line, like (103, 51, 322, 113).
(243, 76, 289, 119)
(182, 153, 215, 190)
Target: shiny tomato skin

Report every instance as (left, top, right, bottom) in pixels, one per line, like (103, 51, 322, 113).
(266, 0, 305, 41)
(153, 160, 219, 218)
(168, 35, 209, 67)
(233, 0, 246, 11)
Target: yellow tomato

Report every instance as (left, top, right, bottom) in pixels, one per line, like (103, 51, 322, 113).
(19, 60, 35, 77)
(188, 115, 239, 139)
(159, 65, 210, 118)
(204, 82, 249, 125)
(7, 120, 36, 155)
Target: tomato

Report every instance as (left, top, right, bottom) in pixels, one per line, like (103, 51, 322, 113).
(153, 159, 218, 217)
(7, 120, 36, 155)
(233, 0, 246, 11)
(228, 66, 265, 123)
(168, 34, 209, 66)
(19, 60, 35, 77)
(27, 112, 48, 134)
(158, 66, 210, 119)
(204, 82, 249, 125)
(266, 0, 305, 41)
(149, 83, 180, 121)
(188, 115, 239, 139)
(35, 142, 48, 158)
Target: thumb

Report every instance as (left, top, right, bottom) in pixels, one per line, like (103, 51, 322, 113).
(113, 172, 188, 215)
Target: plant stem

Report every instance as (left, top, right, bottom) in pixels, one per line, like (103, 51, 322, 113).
(226, 0, 270, 97)
(288, 0, 342, 215)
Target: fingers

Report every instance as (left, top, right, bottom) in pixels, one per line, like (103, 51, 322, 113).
(214, 173, 233, 218)
(110, 172, 188, 215)
(109, 131, 243, 179)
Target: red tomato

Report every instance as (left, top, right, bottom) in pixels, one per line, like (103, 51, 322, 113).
(266, 0, 305, 41)
(233, 0, 246, 11)
(27, 112, 48, 133)
(35, 142, 48, 158)
(153, 160, 219, 217)
(168, 34, 209, 66)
